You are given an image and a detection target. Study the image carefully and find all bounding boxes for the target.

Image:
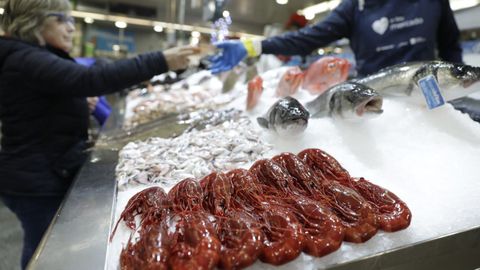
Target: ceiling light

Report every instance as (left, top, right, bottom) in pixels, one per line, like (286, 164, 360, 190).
(450, 0, 480, 11)
(300, 0, 340, 16)
(276, 0, 288, 4)
(191, 31, 201, 38)
(153, 25, 164, 32)
(84, 17, 94, 24)
(222, 10, 230, 17)
(69, 10, 262, 39)
(115, 21, 127, 29)
(191, 37, 200, 45)
(0, 8, 4, 15)
(304, 12, 315, 20)
(208, 1, 215, 12)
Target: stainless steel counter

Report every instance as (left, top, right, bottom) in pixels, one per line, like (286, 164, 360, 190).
(27, 147, 118, 270)
(27, 99, 126, 270)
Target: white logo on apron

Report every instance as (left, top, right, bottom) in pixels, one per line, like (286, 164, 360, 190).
(372, 17, 389, 35)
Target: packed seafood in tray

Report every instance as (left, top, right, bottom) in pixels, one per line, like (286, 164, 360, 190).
(111, 148, 411, 270)
(116, 115, 272, 189)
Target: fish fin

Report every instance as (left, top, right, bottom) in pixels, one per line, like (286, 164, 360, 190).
(305, 100, 329, 118)
(309, 110, 329, 118)
(405, 82, 415, 95)
(256, 117, 269, 129)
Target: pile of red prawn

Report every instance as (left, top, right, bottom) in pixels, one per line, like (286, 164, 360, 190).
(112, 148, 411, 270)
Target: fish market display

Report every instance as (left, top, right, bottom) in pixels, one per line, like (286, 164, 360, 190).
(355, 61, 480, 103)
(257, 96, 310, 136)
(246, 75, 263, 111)
(302, 56, 351, 94)
(306, 82, 383, 120)
(124, 70, 236, 128)
(112, 148, 411, 270)
(276, 66, 304, 97)
(116, 117, 272, 189)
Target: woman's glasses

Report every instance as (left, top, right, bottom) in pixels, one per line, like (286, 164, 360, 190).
(46, 13, 75, 24)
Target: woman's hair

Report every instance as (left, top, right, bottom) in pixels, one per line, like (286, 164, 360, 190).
(1, 0, 72, 43)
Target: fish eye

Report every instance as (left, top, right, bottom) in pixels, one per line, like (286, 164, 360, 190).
(328, 62, 336, 69)
(452, 66, 467, 78)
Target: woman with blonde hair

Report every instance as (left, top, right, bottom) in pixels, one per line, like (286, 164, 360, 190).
(0, 0, 198, 268)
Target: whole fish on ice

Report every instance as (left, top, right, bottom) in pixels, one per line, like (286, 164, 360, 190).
(355, 61, 480, 102)
(257, 96, 310, 136)
(302, 56, 351, 94)
(276, 66, 305, 97)
(246, 75, 263, 111)
(306, 82, 383, 120)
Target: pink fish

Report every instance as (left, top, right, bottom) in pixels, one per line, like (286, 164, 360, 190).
(276, 66, 305, 97)
(246, 75, 264, 111)
(302, 56, 351, 94)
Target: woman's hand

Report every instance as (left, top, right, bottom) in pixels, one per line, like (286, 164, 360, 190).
(87, 97, 99, 113)
(163, 45, 201, 71)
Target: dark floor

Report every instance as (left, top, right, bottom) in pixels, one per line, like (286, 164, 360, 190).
(0, 199, 22, 270)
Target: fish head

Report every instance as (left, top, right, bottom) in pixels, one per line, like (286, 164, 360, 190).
(449, 63, 480, 88)
(267, 96, 310, 136)
(332, 82, 383, 120)
(284, 66, 305, 81)
(275, 118, 309, 137)
(434, 63, 480, 100)
(247, 75, 264, 111)
(302, 56, 351, 94)
(276, 66, 305, 97)
(247, 75, 263, 91)
(313, 56, 351, 78)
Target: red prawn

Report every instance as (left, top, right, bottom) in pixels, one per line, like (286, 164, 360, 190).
(167, 178, 204, 212)
(298, 148, 351, 184)
(200, 172, 233, 216)
(120, 222, 171, 270)
(200, 172, 263, 270)
(299, 149, 411, 232)
(112, 186, 169, 237)
(272, 152, 378, 243)
(254, 156, 345, 257)
(115, 187, 171, 270)
(350, 177, 412, 232)
(245, 164, 306, 265)
(168, 211, 221, 270)
(167, 178, 221, 270)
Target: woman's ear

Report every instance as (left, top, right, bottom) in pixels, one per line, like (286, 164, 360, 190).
(35, 30, 46, 46)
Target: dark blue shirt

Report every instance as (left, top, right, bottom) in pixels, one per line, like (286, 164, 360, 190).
(261, 0, 462, 76)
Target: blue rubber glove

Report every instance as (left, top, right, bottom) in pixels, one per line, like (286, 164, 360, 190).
(92, 96, 111, 126)
(210, 41, 247, 74)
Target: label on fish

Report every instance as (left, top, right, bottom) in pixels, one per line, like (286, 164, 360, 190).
(418, 75, 445, 109)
